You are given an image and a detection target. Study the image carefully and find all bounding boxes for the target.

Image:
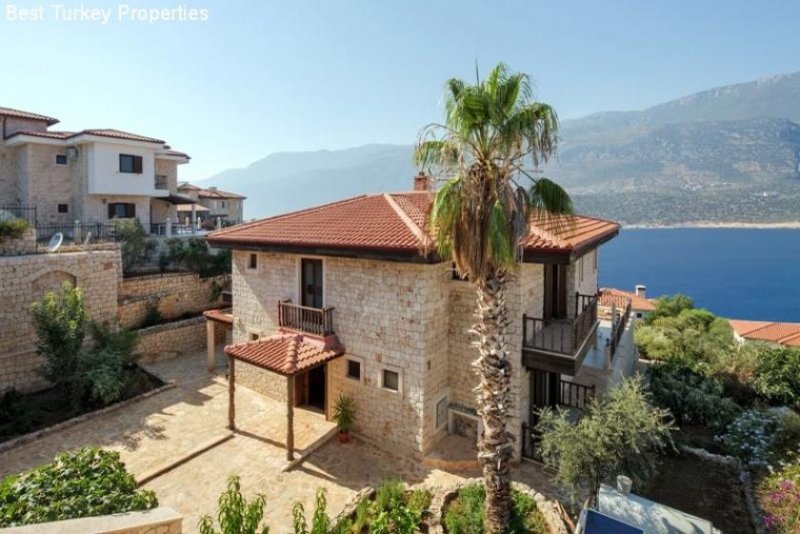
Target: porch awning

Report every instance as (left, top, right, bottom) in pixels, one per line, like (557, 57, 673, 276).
(224, 333, 344, 376)
(177, 203, 210, 212)
(156, 193, 196, 205)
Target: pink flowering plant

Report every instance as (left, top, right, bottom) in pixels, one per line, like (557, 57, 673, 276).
(760, 454, 800, 533)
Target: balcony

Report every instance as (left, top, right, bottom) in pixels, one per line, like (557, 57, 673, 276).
(278, 300, 335, 337)
(522, 293, 599, 375)
(154, 174, 168, 190)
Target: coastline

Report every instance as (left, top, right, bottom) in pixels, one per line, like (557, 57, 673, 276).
(623, 221, 800, 230)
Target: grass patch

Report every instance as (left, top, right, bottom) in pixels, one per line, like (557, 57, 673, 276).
(334, 479, 432, 533)
(443, 484, 546, 534)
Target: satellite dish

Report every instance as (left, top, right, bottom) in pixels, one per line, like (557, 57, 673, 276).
(48, 232, 64, 253)
(83, 232, 92, 245)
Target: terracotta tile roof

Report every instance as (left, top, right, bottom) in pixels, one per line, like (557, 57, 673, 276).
(203, 308, 233, 325)
(158, 149, 191, 159)
(177, 203, 210, 212)
(729, 320, 800, 347)
(7, 128, 166, 144)
(198, 188, 246, 200)
(599, 288, 656, 312)
(224, 333, 344, 375)
(0, 106, 59, 125)
(208, 191, 619, 259)
(178, 182, 201, 191)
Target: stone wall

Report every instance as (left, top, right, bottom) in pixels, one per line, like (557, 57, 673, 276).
(0, 249, 121, 393)
(118, 272, 226, 329)
(135, 316, 206, 363)
(0, 227, 36, 256)
(1, 506, 182, 534)
(235, 359, 288, 403)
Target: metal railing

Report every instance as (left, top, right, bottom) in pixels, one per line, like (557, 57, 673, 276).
(559, 379, 595, 410)
(522, 293, 599, 355)
(35, 222, 117, 244)
(149, 222, 196, 237)
(0, 203, 37, 225)
(278, 300, 335, 336)
(606, 299, 633, 362)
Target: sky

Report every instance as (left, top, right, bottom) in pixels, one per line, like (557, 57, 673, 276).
(1, 0, 799, 181)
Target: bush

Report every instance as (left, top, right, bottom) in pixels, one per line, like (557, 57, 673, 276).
(538, 377, 674, 504)
(0, 389, 39, 434)
(753, 347, 800, 411)
(333, 479, 431, 534)
(0, 219, 29, 242)
(164, 237, 231, 277)
(443, 484, 546, 534)
(649, 364, 741, 427)
(293, 488, 332, 534)
(646, 294, 695, 323)
(0, 447, 156, 527)
(115, 219, 150, 271)
(141, 300, 163, 328)
(760, 456, 800, 533)
(31, 284, 139, 408)
(716, 407, 800, 465)
(199, 475, 269, 534)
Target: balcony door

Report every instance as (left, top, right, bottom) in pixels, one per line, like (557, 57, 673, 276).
(543, 264, 567, 321)
(301, 258, 324, 309)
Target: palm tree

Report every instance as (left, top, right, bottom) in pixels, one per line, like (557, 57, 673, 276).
(415, 63, 573, 533)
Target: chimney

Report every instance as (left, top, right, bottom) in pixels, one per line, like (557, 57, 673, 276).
(413, 171, 431, 192)
(635, 284, 647, 299)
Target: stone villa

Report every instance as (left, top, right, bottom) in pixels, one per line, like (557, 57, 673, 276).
(206, 173, 636, 461)
(177, 182, 246, 225)
(0, 105, 192, 232)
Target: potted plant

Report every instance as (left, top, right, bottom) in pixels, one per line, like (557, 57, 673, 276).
(333, 394, 355, 443)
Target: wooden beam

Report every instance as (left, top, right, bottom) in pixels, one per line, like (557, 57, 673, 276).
(206, 320, 216, 372)
(228, 354, 236, 431)
(287, 376, 295, 462)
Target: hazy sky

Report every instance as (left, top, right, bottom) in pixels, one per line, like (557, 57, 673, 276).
(2, 0, 799, 180)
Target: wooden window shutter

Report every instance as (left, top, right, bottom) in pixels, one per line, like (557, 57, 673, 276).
(133, 156, 143, 174)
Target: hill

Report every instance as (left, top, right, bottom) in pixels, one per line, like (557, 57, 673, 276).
(202, 72, 800, 224)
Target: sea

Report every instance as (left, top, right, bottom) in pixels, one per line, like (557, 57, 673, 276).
(599, 228, 800, 323)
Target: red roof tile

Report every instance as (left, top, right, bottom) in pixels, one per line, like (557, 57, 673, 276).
(729, 320, 800, 347)
(208, 191, 619, 259)
(224, 333, 344, 375)
(7, 128, 165, 144)
(0, 106, 59, 125)
(599, 288, 656, 312)
(198, 188, 246, 200)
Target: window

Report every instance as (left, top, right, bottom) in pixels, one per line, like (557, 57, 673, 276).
(55, 154, 67, 165)
(119, 154, 143, 174)
(381, 368, 401, 392)
(345, 359, 362, 381)
(247, 253, 258, 270)
(301, 258, 324, 308)
(221, 200, 228, 209)
(249, 332, 260, 341)
(108, 202, 135, 219)
(57, 204, 68, 214)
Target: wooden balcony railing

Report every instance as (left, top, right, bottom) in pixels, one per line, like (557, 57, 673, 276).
(278, 300, 334, 336)
(522, 293, 599, 356)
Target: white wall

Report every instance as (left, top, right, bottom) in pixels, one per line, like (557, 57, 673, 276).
(87, 142, 157, 196)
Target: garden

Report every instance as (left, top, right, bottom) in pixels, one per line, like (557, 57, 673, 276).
(0, 283, 163, 443)
(636, 294, 800, 533)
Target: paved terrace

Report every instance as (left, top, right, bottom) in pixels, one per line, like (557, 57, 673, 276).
(0, 351, 560, 533)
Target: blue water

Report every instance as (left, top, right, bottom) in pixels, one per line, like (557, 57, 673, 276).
(599, 228, 800, 322)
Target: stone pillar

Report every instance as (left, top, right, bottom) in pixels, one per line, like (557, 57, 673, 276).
(191, 204, 197, 235)
(165, 217, 172, 238)
(74, 220, 81, 244)
(216, 216, 222, 230)
(287, 376, 295, 461)
(207, 320, 216, 372)
(228, 354, 236, 430)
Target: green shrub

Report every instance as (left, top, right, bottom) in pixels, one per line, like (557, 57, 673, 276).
(716, 407, 800, 465)
(141, 301, 163, 328)
(538, 377, 675, 504)
(0, 447, 156, 527)
(649, 365, 741, 427)
(443, 484, 546, 534)
(0, 389, 39, 434)
(115, 219, 150, 271)
(0, 219, 29, 242)
(759, 455, 800, 533)
(199, 475, 269, 534)
(292, 488, 330, 534)
(333, 479, 430, 534)
(753, 347, 800, 411)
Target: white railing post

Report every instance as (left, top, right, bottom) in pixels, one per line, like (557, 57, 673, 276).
(165, 217, 172, 238)
(74, 220, 81, 244)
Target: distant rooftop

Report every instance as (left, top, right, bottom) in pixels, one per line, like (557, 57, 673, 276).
(0, 106, 59, 125)
(728, 319, 800, 347)
(600, 288, 656, 312)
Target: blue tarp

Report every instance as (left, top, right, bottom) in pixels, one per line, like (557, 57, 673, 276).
(584, 509, 645, 534)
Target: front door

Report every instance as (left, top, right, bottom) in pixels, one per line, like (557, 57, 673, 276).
(295, 365, 326, 412)
(526, 369, 560, 460)
(301, 259, 324, 309)
(543, 264, 567, 320)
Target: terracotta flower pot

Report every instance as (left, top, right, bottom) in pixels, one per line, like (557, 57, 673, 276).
(338, 431, 350, 443)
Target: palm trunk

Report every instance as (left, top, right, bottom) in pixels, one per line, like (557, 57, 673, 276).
(474, 268, 513, 533)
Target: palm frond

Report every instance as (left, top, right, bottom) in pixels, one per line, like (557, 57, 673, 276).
(428, 177, 463, 260)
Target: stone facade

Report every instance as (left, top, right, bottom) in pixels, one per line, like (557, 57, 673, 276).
(229, 249, 596, 460)
(118, 272, 226, 329)
(0, 248, 121, 393)
(1, 506, 182, 534)
(135, 317, 207, 363)
(0, 227, 36, 256)
(235, 359, 288, 404)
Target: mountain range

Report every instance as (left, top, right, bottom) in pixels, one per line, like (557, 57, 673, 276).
(203, 72, 800, 225)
